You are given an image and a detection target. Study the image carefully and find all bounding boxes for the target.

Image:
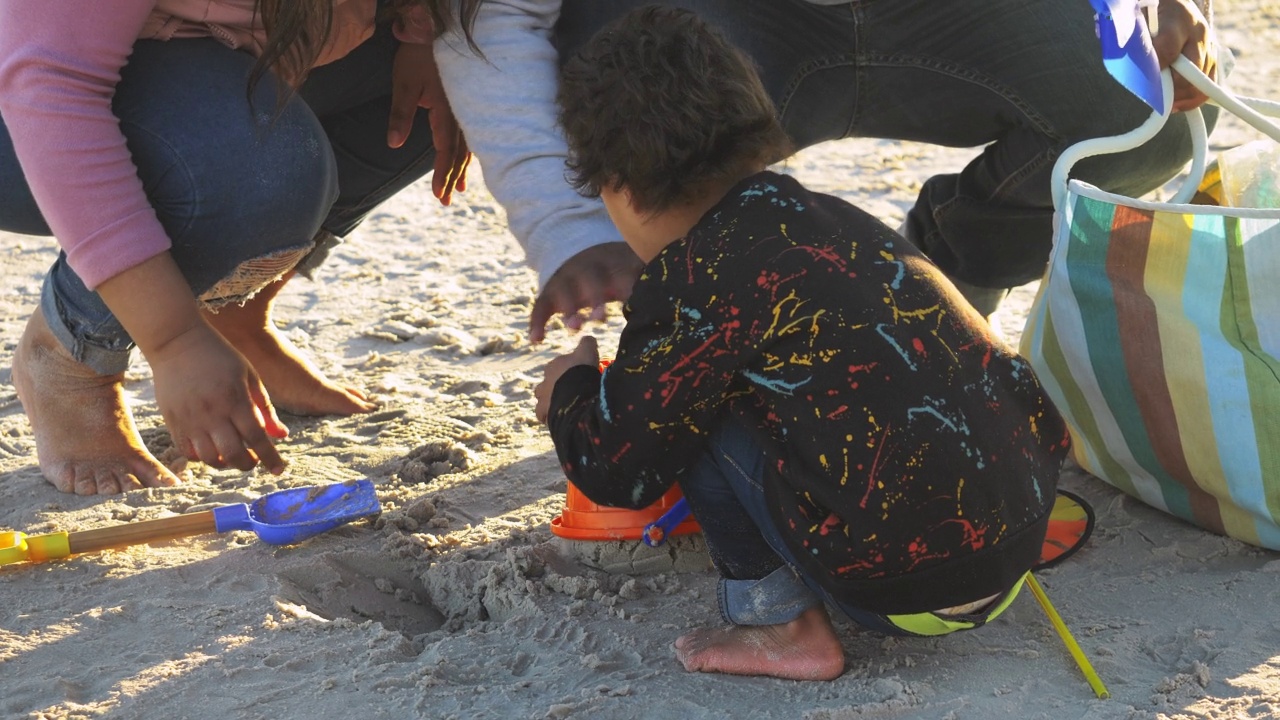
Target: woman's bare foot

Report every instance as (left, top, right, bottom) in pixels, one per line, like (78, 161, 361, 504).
(674, 605, 846, 681)
(203, 275, 375, 417)
(12, 308, 180, 495)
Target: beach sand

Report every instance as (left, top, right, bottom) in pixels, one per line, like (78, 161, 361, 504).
(3, 3, 1279, 717)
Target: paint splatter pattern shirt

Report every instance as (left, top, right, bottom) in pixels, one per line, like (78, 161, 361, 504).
(547, 172, 1070, 612)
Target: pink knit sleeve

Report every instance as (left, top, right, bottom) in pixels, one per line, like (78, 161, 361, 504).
(0, 2, 173, 290)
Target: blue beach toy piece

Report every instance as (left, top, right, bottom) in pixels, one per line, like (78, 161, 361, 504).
(212, 479, 382, 545)
(1090, 0, 1165, 112)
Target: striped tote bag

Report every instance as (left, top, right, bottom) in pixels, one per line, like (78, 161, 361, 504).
(1021, 60, 1280, 548)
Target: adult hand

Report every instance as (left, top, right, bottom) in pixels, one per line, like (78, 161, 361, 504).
(535, 335, 600, 423)
(1152, 0, 1217, 112)
(529, 243, 644, 344)
(150, 324, 289, 474)
(388, 41, 471, 206)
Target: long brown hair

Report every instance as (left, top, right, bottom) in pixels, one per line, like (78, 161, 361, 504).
(249, 0, 335, 98)
(247, 1, 486, 103)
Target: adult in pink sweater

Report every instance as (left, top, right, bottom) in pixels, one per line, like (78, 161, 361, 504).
(0, 0, 468, 494)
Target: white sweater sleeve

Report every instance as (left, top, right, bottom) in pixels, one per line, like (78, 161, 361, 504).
(432, 0, 621, 288)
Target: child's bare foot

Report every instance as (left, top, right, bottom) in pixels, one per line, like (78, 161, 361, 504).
(12, 308, 180, 495)
(674, 605, 845, 681)
(203, 277, 375, 417)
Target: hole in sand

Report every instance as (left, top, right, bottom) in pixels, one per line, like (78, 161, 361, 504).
(276, 551, 444, 637)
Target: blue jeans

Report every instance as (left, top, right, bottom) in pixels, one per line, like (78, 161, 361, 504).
(555, 0, 1216, 289)
(679, 417, 910, 636)
(0, 23, 437, 375)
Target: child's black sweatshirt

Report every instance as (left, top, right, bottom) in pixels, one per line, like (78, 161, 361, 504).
(548, 172, 1069, 613)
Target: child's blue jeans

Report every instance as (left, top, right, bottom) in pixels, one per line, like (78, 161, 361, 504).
(0, 23, 436, 375)
(681, 418, 1027, 636)
(679, 416, 912, 636)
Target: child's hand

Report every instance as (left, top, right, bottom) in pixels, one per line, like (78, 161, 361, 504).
(148, 323, 289, 474)
(535, 335, 600, 423)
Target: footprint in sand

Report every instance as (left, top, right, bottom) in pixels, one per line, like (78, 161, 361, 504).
(275, 551, 444, 638)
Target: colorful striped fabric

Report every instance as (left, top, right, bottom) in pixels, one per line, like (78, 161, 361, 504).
(1021, 179, 1280, 549)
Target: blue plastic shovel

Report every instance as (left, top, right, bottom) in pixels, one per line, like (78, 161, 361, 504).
(0, 479, 380, 566)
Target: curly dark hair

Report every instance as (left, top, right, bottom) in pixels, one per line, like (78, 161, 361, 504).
(557, 5, 791, 215)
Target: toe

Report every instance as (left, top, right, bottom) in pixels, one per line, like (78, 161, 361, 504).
(136, 461, 180, 488)
(118, 472, 145, 493)
(342, 388, 378, 413)
(72, 464, 99, 495)
(94, 468, 122, 495)
(43, 462, 77, 494)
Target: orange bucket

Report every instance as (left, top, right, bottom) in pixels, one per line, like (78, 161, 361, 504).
(550, 482, 701, 541)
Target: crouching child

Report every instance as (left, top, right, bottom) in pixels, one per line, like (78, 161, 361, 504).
(534, 5, 1071, 681)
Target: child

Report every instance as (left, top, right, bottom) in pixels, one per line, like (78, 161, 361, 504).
(534, 6, 1071, 681)
(0, 1, 468, 494)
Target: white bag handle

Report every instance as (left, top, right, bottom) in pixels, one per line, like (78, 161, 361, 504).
(1051, 56, 1280, 213)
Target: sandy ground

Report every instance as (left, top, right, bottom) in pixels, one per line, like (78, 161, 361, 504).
(3, 3, 1279, 718)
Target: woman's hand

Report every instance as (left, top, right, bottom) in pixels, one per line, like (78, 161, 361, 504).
(388, 40, 471, 205)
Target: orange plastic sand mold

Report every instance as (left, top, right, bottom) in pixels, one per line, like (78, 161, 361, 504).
(551, 482, 701, 541)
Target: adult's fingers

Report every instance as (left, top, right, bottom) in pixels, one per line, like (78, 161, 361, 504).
(233, 415, 285, 476)
(247, 380, 288, 474)
(429, 111, 470, 204)
(1152, 0, 1212, 111)
(529, 243, 644, 342)
(209, 419, 260, 472)
(529, 279, 579, 344)
(387, 74, 419, 149)
(530, 285, 599, 339)
(456, 142, 470, 193)
(448, 138, 472, 198)
(1172, 47, 1215, 112)
(188, 433, 227, 470)
(249, 377, 289, 440)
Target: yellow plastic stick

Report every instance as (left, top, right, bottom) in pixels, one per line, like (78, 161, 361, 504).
(1025, 573, 1110, 699)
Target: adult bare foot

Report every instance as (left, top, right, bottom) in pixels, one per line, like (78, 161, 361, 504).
(674, 605, 846, 681)
(12, 308, 180, 495)
(203, 275, 375, 417)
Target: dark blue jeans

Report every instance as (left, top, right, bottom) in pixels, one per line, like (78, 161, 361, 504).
(555, 0, 1215, 290)
(0, 23, 436, 374)
(679, 416, 910, 636)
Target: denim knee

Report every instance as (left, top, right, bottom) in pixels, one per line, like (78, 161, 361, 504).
(27, 38, 342, 373)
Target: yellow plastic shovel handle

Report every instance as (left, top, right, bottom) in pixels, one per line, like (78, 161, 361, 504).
(1, 512, 217, 567)
(0, 530, 71, 566)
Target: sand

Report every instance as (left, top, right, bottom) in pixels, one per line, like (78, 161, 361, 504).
(3, 3, 1279, 718)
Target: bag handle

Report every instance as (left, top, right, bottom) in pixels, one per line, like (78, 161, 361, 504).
(1051, 56, 1280, 213)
